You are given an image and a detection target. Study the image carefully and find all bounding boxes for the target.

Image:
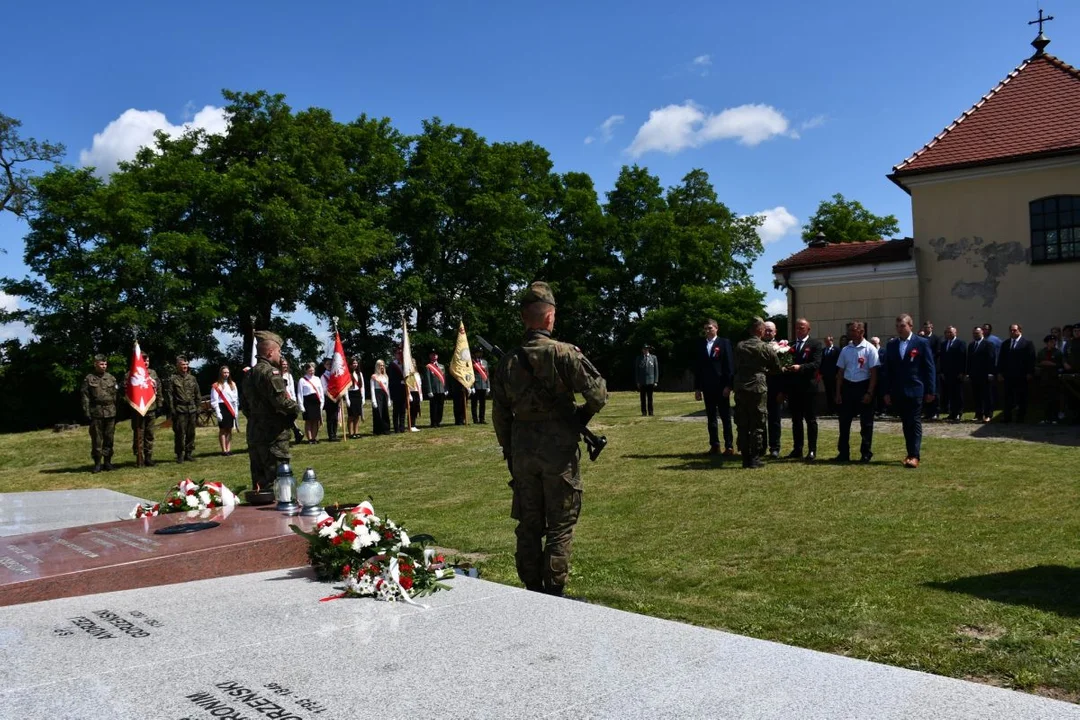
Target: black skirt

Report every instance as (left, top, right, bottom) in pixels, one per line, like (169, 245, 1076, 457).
(347, 390, 364, 418)
(217, 413, 236, 430)
(303, 395, 322, 423)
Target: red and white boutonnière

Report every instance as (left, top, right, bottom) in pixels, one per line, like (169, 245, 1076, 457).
(909, 348, 919, 361)
(858, 355, 866, 368)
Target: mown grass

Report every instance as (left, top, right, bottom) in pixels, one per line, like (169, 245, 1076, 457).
(2, 392, 1078, 700)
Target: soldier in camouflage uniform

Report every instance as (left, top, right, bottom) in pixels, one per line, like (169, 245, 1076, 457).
(491, 281, 608, 596)
(129, 352, 160, 466)
(734, 318, 783, 469)
(167, 355, 201, 463)
(80, 354, 118, 473)
(1037, 334, 1064, 424)
(243, 331, 299, 491)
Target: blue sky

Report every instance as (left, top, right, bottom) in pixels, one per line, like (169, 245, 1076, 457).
(2, 0, 1077, 343)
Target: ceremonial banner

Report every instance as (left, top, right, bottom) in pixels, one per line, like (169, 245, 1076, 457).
(449, 321, 475, 389)
(248, 333, 257, 369)
(402, 317, 419, 393)
(325, 332, 351, 401)
(125, 341, 156, 416)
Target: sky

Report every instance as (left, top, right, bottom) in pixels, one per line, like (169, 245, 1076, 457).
(2, 0, 1077, 345)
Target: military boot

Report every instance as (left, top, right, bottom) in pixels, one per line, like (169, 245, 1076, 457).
(184, 454, 196, 462)
(525, 583, 544, 593)
(92, 462, 102, 474)
(177, 455, 184, 464)
(145, 455, 155, 467)
(544, 584, 565, 597)
(103, 460, 114, 471)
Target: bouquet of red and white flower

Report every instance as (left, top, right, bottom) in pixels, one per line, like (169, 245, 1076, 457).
(291, 501, 453, 602)
(130, 478, 239, 519)
(775, 339, 794, 369)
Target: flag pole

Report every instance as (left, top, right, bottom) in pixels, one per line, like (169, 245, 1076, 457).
(402, 313, 412, 432)
(134, 332, 145, 468)
(333, 316, 346, 443)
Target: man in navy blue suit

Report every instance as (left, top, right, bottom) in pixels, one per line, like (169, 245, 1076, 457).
(966, 325, 997, 423)
(996, 323, 1036, 423)
(938, 325, 967, 422)
(883, 314, 937, 468)
(693, 318, 735, 455)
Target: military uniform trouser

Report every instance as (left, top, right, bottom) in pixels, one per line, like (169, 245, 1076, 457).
(173, 412, 197, 457)
(734, 390, 767, 462)
(510, 446, 582, 589)
(89, 417, 116, 462)
(131, 414, 155, 460)
(248, 430, 291, 491)
(471, 389, 487, 423)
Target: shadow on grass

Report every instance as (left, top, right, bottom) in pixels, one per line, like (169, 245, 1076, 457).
(970, 421, 1080, 447)
(926, 565, 1080, 618)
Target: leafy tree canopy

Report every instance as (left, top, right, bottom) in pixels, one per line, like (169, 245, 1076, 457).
(801, 192, 899, 243)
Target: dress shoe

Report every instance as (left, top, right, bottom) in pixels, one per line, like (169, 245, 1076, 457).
(708, 445, 720, 455)
(785, 450, 802, 459)
(769, 450, 780, 460)
(805, 452, 816, 462)
(830, 455, 850, 463)
(903, 457, 920, 469)
(860, 454, 873, 463)
(723, 448, 735, 457)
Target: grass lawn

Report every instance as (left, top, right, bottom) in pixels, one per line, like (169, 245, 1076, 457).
(2, 391, 1078, 701)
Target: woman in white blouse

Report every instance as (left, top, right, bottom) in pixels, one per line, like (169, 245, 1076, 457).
(370, 360, 391, 435)
(297, 362, 324, 444)
(210, 365, 239, 456)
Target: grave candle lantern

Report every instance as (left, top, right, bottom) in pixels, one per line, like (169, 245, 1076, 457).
(274, 462, 299, 513)
(297, 467, 325, 517)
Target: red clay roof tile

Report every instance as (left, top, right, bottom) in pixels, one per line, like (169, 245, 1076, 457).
(772, 238, 913, 272)
(891, 54, 1080, 178)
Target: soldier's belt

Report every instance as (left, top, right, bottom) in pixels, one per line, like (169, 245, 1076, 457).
(513, 412, 574, 422)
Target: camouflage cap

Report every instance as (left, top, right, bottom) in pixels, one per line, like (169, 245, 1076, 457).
(93, 354, 107, 362)
(176, 355, 189, 364)
(255, 330, 284, 347)
(519, 281, 556, 308)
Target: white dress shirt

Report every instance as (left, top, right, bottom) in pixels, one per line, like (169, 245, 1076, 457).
(298, 374, 324, 410)
(836, 339, 880, 382)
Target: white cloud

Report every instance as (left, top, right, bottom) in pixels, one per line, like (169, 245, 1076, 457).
(584, 136, 595, 145)
(79, 105, 228, 177)
(693, 54, 711, 67)
(764, 297, 788, 317)
(627, 101, 792, 157)
(800, 114, 826, 131)
(754, 206, 799, 245)
(599, 114, 624, 142)
(0, 292, 31, 343)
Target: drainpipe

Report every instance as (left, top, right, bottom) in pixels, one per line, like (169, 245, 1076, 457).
(780, 271, 795, 338)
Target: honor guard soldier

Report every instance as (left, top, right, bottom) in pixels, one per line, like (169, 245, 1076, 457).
(471, 347, 490, 423)
(81, 354, 118, 473)
(734, 319, 783, 468)
(167, 355, 201, 463)
(424, 350, 448, 427)
(130, 352, 160, 466)
(491, 281, 608, 596)
(243, 331, 299, 491)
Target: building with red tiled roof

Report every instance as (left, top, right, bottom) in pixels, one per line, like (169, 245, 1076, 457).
(773, 29, 1080, 342)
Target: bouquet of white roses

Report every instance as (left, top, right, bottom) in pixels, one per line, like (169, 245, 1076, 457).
(130, 478, 239, 518)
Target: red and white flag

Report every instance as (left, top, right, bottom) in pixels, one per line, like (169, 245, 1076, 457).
(325, 331, 351, 401)
(126, 341, 156, 416)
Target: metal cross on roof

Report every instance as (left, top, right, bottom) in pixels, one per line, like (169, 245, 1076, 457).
(1028, 8, 1054, 35)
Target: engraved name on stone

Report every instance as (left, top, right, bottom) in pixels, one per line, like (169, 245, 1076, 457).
(6, 544, 43, 564)
(181, 680, 329, 719)
(0, 555, 32, 575)
(54, 538, 100, 558)
(87, 528, 162, 553)
(52, 608, 163, 640)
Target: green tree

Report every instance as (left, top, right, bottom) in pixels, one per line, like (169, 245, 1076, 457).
(0, 113, 65, 219)
(801, 193, 899, 243)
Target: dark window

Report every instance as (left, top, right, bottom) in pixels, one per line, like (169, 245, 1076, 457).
(1031, 196, 1080, 265)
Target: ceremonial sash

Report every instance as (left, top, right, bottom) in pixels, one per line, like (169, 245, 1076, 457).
(351, 372, 364, 391)
(302, 377, 323, 400)
(472, 361, 488, 382)
(426, 363, 445, 385)
(374, 376, 390, 397)
(213, 382, 237, 418)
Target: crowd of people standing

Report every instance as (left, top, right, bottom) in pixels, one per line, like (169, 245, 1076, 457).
(78, 345, 494, 471)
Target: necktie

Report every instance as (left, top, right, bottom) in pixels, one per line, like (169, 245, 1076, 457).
(1012, 340, 1017, 350)
(796, 340, 803, 354)
(947, 340, 952, 352)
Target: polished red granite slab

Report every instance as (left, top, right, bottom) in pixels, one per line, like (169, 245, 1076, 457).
(0, 506, 317, 607)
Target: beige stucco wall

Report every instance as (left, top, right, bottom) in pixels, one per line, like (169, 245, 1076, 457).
(907, 160, 1080, 336)
(792, 278, 919, 342)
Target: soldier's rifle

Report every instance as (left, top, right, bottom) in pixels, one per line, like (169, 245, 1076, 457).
(476, 335, 608, 461)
